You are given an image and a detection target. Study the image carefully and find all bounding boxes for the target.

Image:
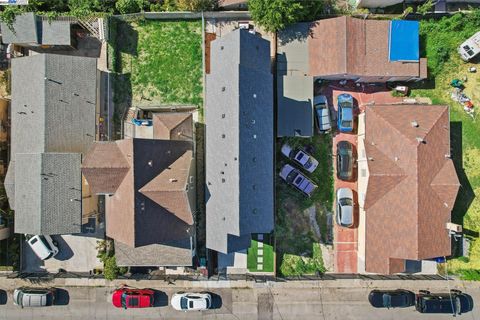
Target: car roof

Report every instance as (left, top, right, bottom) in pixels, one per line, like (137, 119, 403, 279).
(28, 237, 51, 260)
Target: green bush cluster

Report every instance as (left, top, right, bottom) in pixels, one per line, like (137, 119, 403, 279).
(279, 243, 326, 276)
(457, 269, 480, 281)
(96, 240, 127, 281)
(420, 10, 480, 77)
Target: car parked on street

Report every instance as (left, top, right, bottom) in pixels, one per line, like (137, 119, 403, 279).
(313, 95, 332, 133)
(112, 287, 155, 309)
(337, 93, 354, 132)
(368, 289, 415, 309)
(415, 290, 473, 315)
(336, 188, 354, 227)
(279, 164, 318, 197)
(13, 287, 55, 308)
(336, 141, 354, 181)
(281, 144, 319, 173)
(171, 292, 212, 311)
(26, 235, 59, 261)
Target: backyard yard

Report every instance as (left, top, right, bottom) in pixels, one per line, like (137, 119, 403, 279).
(108, 18, 203, 131)
(409, 11, 480, 279)
(275, 134, 333, 276)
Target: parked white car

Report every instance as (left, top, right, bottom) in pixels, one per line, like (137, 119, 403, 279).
(13, 287, 55, 307)
(313, 95, 332, 133)
(26, 235, 59, 260)
(171, 292, 212, 311)
(336, 188, 354, 228)
(279, 164, 318, 197)
(281, 144, 319, 173)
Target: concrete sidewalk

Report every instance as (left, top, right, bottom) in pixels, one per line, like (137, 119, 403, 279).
(1, 276, 479, 291)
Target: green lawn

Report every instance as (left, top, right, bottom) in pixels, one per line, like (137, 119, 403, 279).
(109, 19, 203, 108)
(410, 12, 480, 279)
(247, 234, 274, 272)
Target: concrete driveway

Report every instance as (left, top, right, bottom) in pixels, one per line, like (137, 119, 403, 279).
(22, 223, 104, 273)
(321, 81, 404, 273)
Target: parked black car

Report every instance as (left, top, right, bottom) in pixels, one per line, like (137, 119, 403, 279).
(415, 290, 473, 315)
(336, 141, 354, 181)
(368, 289, 415, 309)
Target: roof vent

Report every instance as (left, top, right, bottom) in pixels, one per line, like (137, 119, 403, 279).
(416, 137, 425, 143)
(253, 94, 257, 99)
(394, 157, 399, 161)
(148, 160, 153, 167)
(371, 141, 375, 146)
(222, 87, 226, 92)
(169, 178, 177, 183)
(445, 154, 451, 158)
(411, 120, 419, 127)
(368, 157, 374, 161)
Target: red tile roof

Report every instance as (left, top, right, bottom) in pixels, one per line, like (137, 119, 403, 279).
(364, 105, 459, 274)
(308, 17, 425, 78)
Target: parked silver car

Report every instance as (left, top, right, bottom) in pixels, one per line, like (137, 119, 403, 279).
(336, 188, 354, 227)
(279, 164, 317, 197)
(13, 287, 55, 308)
(313, 95, 332, 133)
(171, 292, 212, 311)
(281, 144, 319, 173)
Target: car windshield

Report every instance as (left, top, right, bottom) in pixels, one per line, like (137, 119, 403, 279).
(341, 120, 352, 128)
(17, 291, 23, 306)
(180, 297, 188, 310)
(286, 170, 298, 183)
(340, 198, 353, 206)
(341, 100, 353, 108)
(304, 158, 313, 169)
(382, 294, 391, 308)
(121, 293, 128, 309)
(295, 151, 305, 162)
(294, 175, 304, 186)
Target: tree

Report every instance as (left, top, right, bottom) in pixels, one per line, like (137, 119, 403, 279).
(249, 0, 327, 33)
(115, 0, 142, 14)
(176, 0, 216, 11)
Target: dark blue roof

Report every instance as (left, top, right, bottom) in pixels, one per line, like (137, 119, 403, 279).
(389, 20, 419, 62)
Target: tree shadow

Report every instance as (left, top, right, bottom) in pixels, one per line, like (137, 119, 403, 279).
(0, 289, 7, 305)
(450, 121, 475, 257)
(53, 288, 70, 306)
(151, 289, 168, 307)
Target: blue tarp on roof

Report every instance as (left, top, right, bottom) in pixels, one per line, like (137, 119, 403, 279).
(389, 20, 420, 62)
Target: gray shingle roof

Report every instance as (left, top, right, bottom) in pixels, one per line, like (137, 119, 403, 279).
(115, 238, 192, 267)
(1, 13, 71, 46)
(205, 29, 274, 254)
(14, 153, 82, 235)
(277, 23, 310, 76)
(7, 53, 96, 235)
(277, 75, 314, 137)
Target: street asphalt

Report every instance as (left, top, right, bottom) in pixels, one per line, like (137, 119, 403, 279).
(0, 278, 479, 319)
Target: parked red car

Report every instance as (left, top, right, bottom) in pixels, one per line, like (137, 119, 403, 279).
(112, 287, 155, 309)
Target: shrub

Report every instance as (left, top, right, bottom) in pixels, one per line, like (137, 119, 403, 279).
(103, 256, 126, 280)
(457, 269, 480, 281)
(115, 0, 141, 14)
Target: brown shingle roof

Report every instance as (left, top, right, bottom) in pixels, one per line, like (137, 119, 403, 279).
(152, 112, 193, 141)
(309, 17, 424, 78)
(82, 139, 194, 249)
(81, 142, 130, 194)
(364, 105, 459, 274)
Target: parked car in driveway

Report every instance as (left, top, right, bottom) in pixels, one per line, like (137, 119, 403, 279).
(368, 289, 415, 309)
(112, 287, 155, 309)
(171, 292, 211, 311)
(13, 287, 55, 308)
(279, 164, 318, 197)
(336, 188, 354, 227)
(26, 235, 59, 260)
(313, 95, 332, 133)
(336, 141, 354, 181)
(281, 144, 319, 173)
(337, 93, 354, 132)
(415, 290, 473, 315)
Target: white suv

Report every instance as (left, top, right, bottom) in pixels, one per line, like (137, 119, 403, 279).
(26, 235, 59, 260)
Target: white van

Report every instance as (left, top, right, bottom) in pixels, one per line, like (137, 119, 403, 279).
(27, 235, 59, 260)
